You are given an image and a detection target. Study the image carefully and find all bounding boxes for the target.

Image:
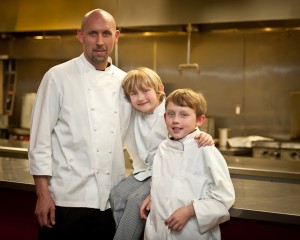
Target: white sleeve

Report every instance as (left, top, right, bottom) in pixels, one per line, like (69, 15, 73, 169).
(119, 89, 132, 144)
(28, 70, 61, 176)
(193, 147, 235, 233)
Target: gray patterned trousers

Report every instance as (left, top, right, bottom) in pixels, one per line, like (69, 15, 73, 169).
(110, 174, 151, 240)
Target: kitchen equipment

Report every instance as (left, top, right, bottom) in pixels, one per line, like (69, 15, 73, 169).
(281, 142, 300, 161)
(252, 140, 300, 161)
(228, 136, 273, 148)
(252, 141, 281, 160)
(290, 91, 300, 139)
(178, 23, 200, 75)
(20, 93, 36, 129)
(0, 60, 3, 114)
(219, 128, 230, 147)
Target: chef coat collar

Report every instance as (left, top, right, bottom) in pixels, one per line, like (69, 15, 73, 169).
(167, 128, 200, 151)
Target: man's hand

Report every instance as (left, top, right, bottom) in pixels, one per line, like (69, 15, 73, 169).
(34, 176, 56, 228)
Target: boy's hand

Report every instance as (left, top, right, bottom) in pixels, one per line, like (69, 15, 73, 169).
(195, 132, 214, 147)
(140, 194, 151, 220)
(164, 204, 195, 232)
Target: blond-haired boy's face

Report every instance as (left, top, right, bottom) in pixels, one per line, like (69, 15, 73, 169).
(165, 102, 202, 140)
(129, 85, 161, 115)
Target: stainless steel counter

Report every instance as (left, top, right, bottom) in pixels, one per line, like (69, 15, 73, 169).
(0, 139, 29, 159)
(2, 139, 298, 182)
(225, 156, 300, 182)
(230, 178, 300, 225)
(218, 146, 253, 157)
(0, 156, 299, 225)
(0, 157, 34, 191)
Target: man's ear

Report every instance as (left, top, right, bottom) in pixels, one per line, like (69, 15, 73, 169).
(164, 112, 167, 122)
(196, 115, 206, 127)
(77, 29, 83, 43)
(114, 30, 120, 43)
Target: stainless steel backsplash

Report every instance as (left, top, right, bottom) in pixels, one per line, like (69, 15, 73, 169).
(1, 28, 300, 140)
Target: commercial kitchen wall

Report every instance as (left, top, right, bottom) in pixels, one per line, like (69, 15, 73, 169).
(1, 28, 300, 139)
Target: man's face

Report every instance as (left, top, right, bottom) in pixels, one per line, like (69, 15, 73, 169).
(77, 12, 120, 70)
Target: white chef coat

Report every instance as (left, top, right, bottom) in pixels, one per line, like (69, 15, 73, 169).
(29, 54, 131, 210)
(145, 129, 235, 240)
(124, 99, 168, 181)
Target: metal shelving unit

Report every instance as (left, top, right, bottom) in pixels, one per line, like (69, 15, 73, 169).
(1, 59, 17, 116)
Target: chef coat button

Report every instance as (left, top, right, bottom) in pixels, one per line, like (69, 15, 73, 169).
(91, 108, 95, 111)
(114, 110, 118, 114)
(105, 171, 110, 175)
(109, 151, 112, 154)
(111, 130, 114, 134)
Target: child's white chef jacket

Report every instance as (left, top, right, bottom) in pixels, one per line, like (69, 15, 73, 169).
(144, 129, 235, 240)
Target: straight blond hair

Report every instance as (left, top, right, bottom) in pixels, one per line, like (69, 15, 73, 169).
(122, 67, 165, 102)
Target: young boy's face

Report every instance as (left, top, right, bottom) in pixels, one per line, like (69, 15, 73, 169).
(129, 84, 161, 115)
(165, 102, 203, 140)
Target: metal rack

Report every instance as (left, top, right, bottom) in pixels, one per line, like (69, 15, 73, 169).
(1, 59, 17, 116)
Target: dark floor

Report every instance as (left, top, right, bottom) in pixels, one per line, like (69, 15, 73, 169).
(0, 188, 39, 240)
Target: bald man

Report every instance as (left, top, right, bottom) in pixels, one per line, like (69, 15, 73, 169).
(29, 9, 131, 239)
